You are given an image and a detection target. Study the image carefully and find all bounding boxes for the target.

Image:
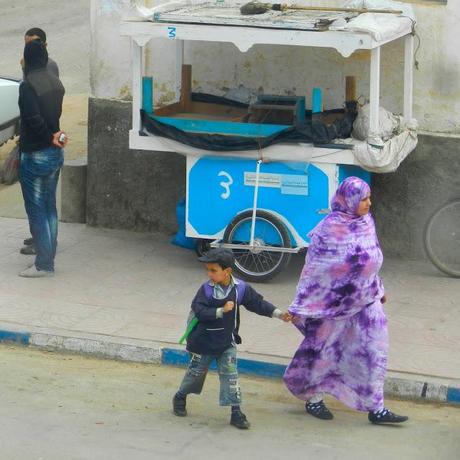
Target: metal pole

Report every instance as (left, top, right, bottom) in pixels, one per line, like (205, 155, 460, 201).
(404, 34, 414, 121)
(369, 46, 381, 137)
(131, 39, 143, 134)
(250, 160, 262, 248)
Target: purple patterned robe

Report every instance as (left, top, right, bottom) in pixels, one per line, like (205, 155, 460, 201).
(283, 177, 388, 411)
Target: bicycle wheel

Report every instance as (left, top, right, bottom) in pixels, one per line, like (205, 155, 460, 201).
(424, 200, 460, 278)
(223, 210, 291, 282)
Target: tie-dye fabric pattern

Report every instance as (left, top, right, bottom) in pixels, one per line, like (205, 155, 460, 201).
(284, 177, 388, 411)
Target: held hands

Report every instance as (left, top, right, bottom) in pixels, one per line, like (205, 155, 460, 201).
(280, 311, 293, 323)
(223, 301, 235, 313)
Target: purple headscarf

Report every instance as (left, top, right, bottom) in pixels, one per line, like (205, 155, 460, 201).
(331, 176, 370, 215)
(289, 177, 384, 320)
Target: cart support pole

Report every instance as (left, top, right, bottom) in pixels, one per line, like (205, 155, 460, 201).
(403, 34, 414, 121)
(131, 39, 143, 134)
(250, 160, 262, 248)
(369, 46, 381, 137)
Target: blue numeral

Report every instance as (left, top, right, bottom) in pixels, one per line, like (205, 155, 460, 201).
(167, 27, 176, 39)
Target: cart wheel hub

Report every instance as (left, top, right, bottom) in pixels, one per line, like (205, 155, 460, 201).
(250, 238, 265, 254)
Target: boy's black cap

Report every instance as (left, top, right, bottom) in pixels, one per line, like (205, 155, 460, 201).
(198, 248, 234, 268)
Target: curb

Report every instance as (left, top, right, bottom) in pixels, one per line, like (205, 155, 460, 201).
(1, 328, 459, 406)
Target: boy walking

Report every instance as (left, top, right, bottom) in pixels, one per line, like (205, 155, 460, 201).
(173, 248, 291, 429)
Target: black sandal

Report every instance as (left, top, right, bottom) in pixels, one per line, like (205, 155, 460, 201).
(368, 408, 408, 424)
(306, 400, 334, 420)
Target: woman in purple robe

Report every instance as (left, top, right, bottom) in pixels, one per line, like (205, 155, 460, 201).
(284, 177, 408, 424)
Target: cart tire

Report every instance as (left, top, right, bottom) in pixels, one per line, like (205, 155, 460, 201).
(223, 210, 291, 282)
(195, 239, 212, 258)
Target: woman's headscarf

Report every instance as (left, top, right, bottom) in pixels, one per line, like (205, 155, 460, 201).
(23, 39, 48, 76)
(331, 176, 370, 215)
(289, 177, 384, 322)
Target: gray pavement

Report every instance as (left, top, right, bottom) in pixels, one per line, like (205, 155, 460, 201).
(0, 0, 90, 93)
(0, 217, 459, 385)
(1, 345, 459, 460)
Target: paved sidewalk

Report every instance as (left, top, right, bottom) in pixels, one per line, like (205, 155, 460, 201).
(1, 217, 459, 385)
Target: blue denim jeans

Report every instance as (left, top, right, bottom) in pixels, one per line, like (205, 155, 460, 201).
(20, 147, 64, 272)
(179, 346, 241, 406)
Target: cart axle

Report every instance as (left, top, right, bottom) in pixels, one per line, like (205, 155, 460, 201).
(211, 241, 302, 254)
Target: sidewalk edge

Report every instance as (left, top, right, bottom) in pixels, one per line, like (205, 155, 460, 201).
(0, 328, 458, 406)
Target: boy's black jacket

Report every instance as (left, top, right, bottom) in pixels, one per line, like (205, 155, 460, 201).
(186, 281, 276, 356)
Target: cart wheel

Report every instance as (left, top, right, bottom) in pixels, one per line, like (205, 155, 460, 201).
(223, 210, 291, 282)
(195, 238, 212, 257)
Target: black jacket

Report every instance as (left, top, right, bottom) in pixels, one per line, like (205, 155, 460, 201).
(186, 281, 276, 356)
(19, 67, 65, 153)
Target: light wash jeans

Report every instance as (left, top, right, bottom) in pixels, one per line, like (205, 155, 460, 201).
(20, 147, 64, 272)
(179, 346, 241, 406)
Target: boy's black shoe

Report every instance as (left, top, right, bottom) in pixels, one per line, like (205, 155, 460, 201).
(368, 408, 408, 424)
(172, 393, 187, 417)
(306, 400, 334, 420)
(230, 410, 251, 429)
(23, 237, 34, 246)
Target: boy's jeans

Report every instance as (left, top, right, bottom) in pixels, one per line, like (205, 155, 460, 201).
(179, 346, 241, 406)
(20, 147, 64, 272)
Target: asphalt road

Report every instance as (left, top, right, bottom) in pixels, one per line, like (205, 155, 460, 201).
(0, 345, 459, 460)
(0, 0, 90, 93)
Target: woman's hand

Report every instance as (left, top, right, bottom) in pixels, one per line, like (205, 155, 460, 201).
(290, 313, 302, 325)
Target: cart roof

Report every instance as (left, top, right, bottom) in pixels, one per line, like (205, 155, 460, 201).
(122, 1, 415, 56)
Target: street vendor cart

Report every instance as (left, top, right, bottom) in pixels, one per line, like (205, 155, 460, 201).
(121, 1, 417, 281)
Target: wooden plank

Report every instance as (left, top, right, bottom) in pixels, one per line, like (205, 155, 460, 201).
(154, 102, 183, 116)
(345, 76, 356, 102)
(180, 64, 192, 112)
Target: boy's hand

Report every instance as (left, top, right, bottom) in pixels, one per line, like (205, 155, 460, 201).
(280, 311, 293, 322)
(223, 301, 235, 313)
(381, 295, 387, 304)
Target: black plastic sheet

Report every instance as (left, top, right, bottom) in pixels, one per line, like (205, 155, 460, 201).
(141, 93, 356, 152)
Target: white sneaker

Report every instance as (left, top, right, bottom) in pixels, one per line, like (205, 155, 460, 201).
(19, 266, 54, 278)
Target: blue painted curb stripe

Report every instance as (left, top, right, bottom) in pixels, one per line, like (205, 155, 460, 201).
(161, 348, 286, 379)
(237, 358, 286, 379)
(161, 348, 190, 367)
(0, 330, 30, 345)
(447, 387, 460, 404)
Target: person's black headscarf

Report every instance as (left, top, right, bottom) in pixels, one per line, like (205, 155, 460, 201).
(23, 39, 48, 76)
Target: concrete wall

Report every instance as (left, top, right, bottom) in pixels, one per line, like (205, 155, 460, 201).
(87, 98, 185, 233)
(373, 133, 460, 259)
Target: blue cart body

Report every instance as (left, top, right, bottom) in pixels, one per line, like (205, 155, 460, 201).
(186, 155, 370, 248)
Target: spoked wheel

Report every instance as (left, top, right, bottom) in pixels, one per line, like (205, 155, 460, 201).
(223, 210, 291, 282)
(424, 200, 460, 278)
